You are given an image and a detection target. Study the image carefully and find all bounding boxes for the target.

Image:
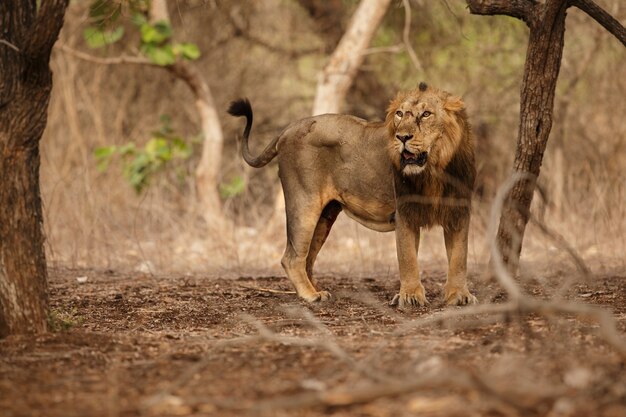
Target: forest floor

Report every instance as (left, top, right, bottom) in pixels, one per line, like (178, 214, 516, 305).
(1, 263, 625, 417)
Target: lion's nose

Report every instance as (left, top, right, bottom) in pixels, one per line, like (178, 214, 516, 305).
(396, 134, 413, 143)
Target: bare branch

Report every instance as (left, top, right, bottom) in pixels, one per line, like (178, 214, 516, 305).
(571, 0, 626, 47)
(245, 310, 394, 384)
(56, 44, 153, 66)
(0, 39, 20, 52)
(465, 0, 538, 26)
(362, 1, 424, 73)
(216, 3, 320, 57)
(237, 283, 296, 295)
(363, 44, 404, 55)
(252, 366, 536, 413)
(401, 0, 424, 73)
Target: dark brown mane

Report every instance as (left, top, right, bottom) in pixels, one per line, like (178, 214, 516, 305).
(390, 95, 476, 231)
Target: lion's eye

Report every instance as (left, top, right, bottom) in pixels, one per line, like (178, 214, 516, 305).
(395, 111, 403, 118)
(422, 111, 432, 118)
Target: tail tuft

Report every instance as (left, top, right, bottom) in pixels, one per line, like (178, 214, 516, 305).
(228, 98, 252, 119)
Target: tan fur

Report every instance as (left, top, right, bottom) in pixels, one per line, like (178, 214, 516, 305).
(229, 85, 477, 306)
(386, 86, 477, 307)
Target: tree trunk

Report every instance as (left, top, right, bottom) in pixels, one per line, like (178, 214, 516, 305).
(169, 62, 225, 224)
(312, 0, 392, 115)
(495, 0, 568, 268)
(466, 0, 625, 270)
(0, 0, 69, 338)
(270, 0, 392, 228)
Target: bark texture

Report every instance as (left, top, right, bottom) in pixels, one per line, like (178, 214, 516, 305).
(0, 0, 69, 337)
(312, 0, 392, 115)
(466, 0, 625, 269)
(498, 0, 568, 266)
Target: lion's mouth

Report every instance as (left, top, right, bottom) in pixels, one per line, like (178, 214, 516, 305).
(401, 150, 428, 167)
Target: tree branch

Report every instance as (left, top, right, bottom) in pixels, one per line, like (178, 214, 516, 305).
(401, 0, 424, 73)
(216, 3, 320, 57)
(571, 0, 626, 47)
(56, 44, 154, 66)
(465, 0, 538, 26)
(0, 39, 20, 52)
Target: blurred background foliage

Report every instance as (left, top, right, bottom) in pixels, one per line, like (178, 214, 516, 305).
(42, 0, 625, 272)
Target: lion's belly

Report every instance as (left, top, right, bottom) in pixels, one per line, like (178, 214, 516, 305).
(338, 194, 395, 232)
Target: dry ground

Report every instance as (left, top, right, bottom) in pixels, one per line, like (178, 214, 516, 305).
(1, 264, 625, 417)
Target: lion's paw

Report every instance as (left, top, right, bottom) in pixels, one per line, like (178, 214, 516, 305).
(302, 290, 332, 303)
(444, 287, 477, 306)
(390, 290, 428, 308)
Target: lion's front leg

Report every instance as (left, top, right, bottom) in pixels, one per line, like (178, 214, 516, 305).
(443, 217, 477, 306)
(390, 215, 427, 308)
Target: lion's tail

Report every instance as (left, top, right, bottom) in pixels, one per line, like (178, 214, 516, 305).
(227, 98, 279, 168)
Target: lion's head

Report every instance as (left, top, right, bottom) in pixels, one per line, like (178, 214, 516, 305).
(385, 82, 467, 176)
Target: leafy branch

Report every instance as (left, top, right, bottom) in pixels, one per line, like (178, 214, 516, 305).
(95, 116, 194, 193)
(83, 0, 200, 65)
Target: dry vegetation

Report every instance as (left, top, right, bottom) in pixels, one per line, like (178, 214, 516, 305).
(41, 0, 625, 272)
(1, 1, 624, 416)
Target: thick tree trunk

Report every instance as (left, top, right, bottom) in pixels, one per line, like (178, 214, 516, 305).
(467, 0, 625, 270)
(312, 0, 392, 115)
(495, 0, 568, 267)
(0, 0, 69, 338)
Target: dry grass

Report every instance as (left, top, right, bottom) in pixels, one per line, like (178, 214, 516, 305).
(41, 1, 626, 277)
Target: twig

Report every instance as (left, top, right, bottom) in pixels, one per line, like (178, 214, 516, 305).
(362, 0, 424, 74)
(56, 43, 153, 66)
(237, 283, 296, 295)
(250, 365, 538, 414)
(243, 311, 394, 384)
(216, 3, 320, 57)
(401, 0, 424, 73)
(0, 39, 20, 52)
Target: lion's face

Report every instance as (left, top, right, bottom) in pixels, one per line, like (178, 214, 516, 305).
(386, 85, 465, 176)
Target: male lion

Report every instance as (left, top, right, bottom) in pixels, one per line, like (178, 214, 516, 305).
(228, 82, 477, 307)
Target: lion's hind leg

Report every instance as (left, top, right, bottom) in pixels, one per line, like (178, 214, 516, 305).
(281, 199, 332, 303)
(306, 201, 342, 282)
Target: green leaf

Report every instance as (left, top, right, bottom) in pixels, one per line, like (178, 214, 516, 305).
(94, 146, 116, 160)
(219, 176, 246, 199)
(178, 43, 201, 60)
(145, 138, 172, 161)
(131, 12, 148, 27)
(153, 21, 173, 39)
(118, 142, 136, 156)
(94, 146, 116, 172)
(140, 21, 172, 44)
(171, 138, 192, 159)
(83, 26, 124, 49)
(125, 154, 150, 193)
(142, 44, 176, 66)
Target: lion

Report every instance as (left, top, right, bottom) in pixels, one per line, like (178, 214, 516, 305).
(228, 82, 477, 307)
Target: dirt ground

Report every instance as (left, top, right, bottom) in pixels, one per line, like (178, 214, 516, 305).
(1, 263, 625, 417)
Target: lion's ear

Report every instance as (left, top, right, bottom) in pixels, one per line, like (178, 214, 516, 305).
(444, 96, 465, 112)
